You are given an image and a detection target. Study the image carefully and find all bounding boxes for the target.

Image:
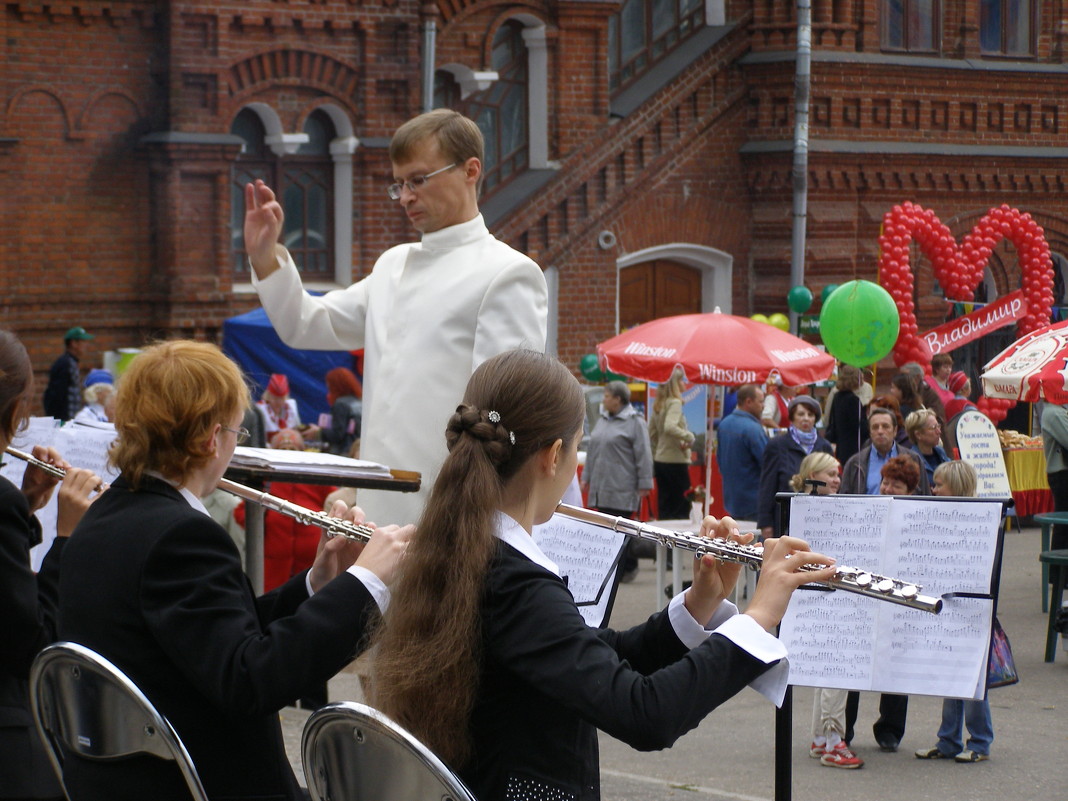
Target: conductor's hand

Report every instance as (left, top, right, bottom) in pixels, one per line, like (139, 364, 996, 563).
(56, 468, 104, 538)
(743, 536, 837, 632)
(21, 446, 68, 513)
(243, 179, 285, 280)
(683, 515, 747, 625)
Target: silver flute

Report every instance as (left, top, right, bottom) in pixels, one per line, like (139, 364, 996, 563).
(555, 503, 943, 614)
(4, 447, 375, 544)
(217, 478, 376, 543)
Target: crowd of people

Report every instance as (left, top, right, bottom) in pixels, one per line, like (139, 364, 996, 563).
(1, 105, 1029, 801)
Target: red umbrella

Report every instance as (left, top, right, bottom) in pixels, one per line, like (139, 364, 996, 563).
(980, 319, 1068, 403)
(597, 310, 835, 385)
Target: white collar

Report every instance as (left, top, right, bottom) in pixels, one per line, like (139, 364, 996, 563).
(494, 511, 561, 577)
(146, 470, 210, 516)
(418, 214, 488, 251)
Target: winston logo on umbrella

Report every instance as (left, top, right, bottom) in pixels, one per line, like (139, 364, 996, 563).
(697, 365, 758, 383)
(769, 347, 824, 363)
(623, 342, 678, 358)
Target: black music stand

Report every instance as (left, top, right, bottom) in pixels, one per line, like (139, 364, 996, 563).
(224, 463, 420, 594)
(770, 491, 1012, 801)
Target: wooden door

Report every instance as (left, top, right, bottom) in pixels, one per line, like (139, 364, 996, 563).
(619, 260, 702, 329)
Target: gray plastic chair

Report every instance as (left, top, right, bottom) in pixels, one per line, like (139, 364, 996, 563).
(301, 701, 478, 801)
(29, 641, 209, 801)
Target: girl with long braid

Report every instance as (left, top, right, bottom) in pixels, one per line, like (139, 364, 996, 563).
(371, 349, 836, 801)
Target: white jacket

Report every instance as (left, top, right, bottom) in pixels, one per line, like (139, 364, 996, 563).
(253, 214, 547, 524)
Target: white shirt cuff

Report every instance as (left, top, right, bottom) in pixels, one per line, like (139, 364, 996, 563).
(667, 594, 790, 707)
(347, 564, 391, 613)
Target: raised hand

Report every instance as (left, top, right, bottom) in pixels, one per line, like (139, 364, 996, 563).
(243, 179, 285, 279)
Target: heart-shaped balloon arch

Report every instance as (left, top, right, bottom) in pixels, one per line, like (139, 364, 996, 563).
(877, 201, 1055, 423)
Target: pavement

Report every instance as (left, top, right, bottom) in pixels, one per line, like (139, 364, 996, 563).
(280, 522, 1068, 800)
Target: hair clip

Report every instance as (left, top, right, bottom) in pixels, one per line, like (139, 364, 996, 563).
(509, 431, 516, 445)
(488, 410, 501, 423)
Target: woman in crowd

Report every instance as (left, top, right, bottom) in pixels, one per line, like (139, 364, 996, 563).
(581, 380, 653, 580)
(0, 329, 101, 801)
(944, 372, 979, 420)
(73, 380, 116, 424)
(371, 349, 836, 801)
(824, 365, 867, 466)
(320, 367, 363, 456)
(905, 408, 949, 488)
(788, 452, 862, 769)
(57, 340, 410, 801)
(648, 368, 696, 520)
(916, 460, 994, 763)
(845, 454, 922, 754)
(890, 372, 925, 421)
(757, 395, 834, 536)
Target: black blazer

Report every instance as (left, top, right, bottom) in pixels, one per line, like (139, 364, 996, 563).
(756, 432, 834, 530)
(0, 475, 64, 799)
(463, 539, 773, 801)
(58, 476, 379, 801)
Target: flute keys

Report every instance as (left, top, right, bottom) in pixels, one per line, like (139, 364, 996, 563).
(875, 578, 895, 594)
(899, 584, 919, 600)
(855, 572, 872, 588)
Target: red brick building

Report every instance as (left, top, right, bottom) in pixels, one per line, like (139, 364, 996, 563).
(2, 1, 1066, 406)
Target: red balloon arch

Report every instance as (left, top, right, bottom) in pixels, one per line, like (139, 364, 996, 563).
(877, 201, 1055, 423)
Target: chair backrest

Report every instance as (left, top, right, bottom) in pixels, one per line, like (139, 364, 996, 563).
(29, 641, 209, 801)
(301, 701, 478, 801)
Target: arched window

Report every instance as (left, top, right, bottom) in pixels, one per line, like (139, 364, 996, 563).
(231, 109, 273, 276)
(282, 110, 336, 278)
(230, 108, 335, 280)
(608, 0, 704, 93)
(462, 21, 529, 195)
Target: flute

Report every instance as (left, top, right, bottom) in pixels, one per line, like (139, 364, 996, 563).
(555, 503, 943, 614)
(218, 478, 375, 543)
(3, 446, 107, 492)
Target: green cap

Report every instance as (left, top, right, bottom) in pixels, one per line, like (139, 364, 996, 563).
(64, 326, 95, 342)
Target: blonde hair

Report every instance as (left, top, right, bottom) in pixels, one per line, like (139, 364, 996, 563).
(933, 460, 978, 497)
(654, 368, 685, 414)
(109, 340, 250, 488)
(789, 452, 839, 492)
(904, 408, 938, 443)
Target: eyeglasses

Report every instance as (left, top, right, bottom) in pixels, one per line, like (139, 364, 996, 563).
(387, 163, 458, 200)
(222, 426, 250, 445)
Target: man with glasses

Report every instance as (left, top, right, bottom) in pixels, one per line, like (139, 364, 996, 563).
(244, 109, 547, 526)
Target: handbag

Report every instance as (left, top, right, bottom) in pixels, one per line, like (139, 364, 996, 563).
(986, 616, 1019, 689)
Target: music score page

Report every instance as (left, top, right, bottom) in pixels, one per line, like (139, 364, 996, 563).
(779, 494, 1002, 700)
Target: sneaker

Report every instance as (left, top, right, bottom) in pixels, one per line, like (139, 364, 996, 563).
(954, 749, 989, 763)
(914, 746, 954, 759)
(809, 742, 826, 758)
(820, 742, 864, 769)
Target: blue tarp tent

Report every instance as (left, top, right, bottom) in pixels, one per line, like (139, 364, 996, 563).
(222, 307, 356, 426)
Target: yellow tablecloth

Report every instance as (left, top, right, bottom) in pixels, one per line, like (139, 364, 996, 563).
(1002, 448, 1053, 516)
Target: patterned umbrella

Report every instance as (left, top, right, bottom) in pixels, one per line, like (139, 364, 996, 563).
(597, 309, 835, 385)
(980, 319, 1068, 403)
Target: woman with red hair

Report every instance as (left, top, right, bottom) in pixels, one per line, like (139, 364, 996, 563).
(321, 367, 363, 456)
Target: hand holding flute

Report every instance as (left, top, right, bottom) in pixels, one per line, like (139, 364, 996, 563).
(683, 515, 836, 630)
(306, 497, 413, 593)
(15, 445, 104, 538)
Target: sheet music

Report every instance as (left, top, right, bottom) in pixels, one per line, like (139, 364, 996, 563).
(779, 494, 1001, 700)
(532, 513, 626, 628)
(3, 419, 120, 571)
(230, 446, 392, 477)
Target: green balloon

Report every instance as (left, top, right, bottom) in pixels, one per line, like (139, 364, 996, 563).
(787, 285, 814, 314)
(821, 283, 840, 305)
(818, 280, 900, 367)
(579, 353, 604, 382)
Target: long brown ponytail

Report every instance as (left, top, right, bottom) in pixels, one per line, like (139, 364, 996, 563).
(370, 350, 585, 766)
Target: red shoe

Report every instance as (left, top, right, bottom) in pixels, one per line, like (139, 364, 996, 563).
(820, 742, 864, 769)
(809, 742, 826, 758)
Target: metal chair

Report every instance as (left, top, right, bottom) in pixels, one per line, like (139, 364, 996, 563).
(301, 701, 478, 801)
(29, 641, 209, 801)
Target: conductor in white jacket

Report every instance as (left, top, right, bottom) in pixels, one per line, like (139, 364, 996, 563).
(244, 110, 547, 525)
